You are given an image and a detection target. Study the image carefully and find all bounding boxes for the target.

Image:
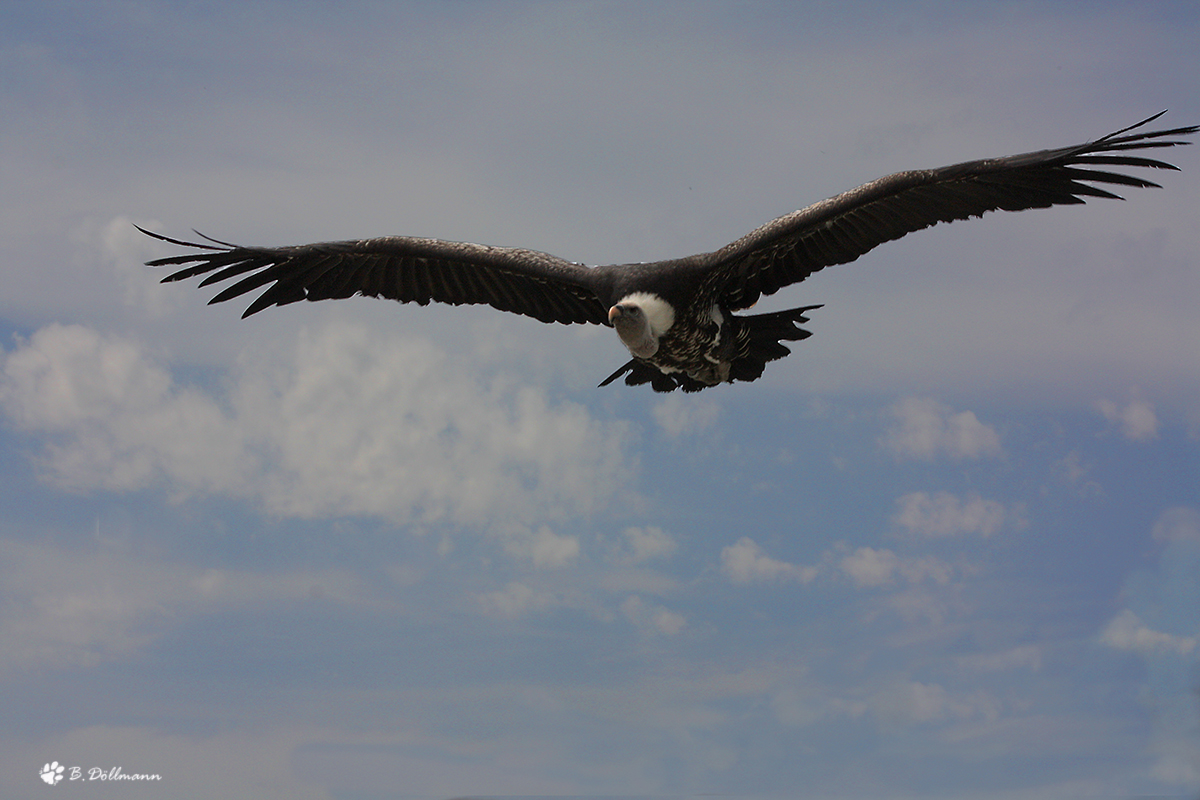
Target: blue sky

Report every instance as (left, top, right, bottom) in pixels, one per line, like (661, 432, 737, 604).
(1, 2, 1199, 798)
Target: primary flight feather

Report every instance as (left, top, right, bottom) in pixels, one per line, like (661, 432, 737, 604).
(144, 112, 1196, 392)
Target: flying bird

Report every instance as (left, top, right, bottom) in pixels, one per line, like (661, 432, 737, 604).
(143, 112, 1196, 392)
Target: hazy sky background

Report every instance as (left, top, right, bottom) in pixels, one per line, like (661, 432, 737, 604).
(2, 2, 1198, 799)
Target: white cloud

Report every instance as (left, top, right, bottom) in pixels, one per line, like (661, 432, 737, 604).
(883, 587, 952, 626)
(0, 324, 255, 495)
(620, 525, 676, 563)
(620, 595, 686, 636)
(840, 546, 900, 588)
(478, 581, 551, 619)
(840, 547, 954, 588)
(1151, 506, 1200, 543)
(881, 397, 1002, 461)
(82, 215, 181, 317)
(237, 324, 629, 526)
(500, 525, 581, 569)
(1097, 396, 1159, 441)
(1099, 609, 1197, 657)
(1056, 450, 1102, 498)
(652, 395, 719, 438)
(720, 537, 817, 585)
(893, 490, 1016, 537)
(0, 323, 631, 530)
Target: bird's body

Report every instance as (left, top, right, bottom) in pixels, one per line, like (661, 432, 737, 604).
(143, 113, 1196, 392)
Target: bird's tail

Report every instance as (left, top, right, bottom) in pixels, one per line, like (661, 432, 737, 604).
(726, 304, 821, 384)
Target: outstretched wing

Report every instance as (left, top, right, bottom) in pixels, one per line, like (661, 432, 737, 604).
(703, 112, 1198, 310)
(142, 229, 610, 325)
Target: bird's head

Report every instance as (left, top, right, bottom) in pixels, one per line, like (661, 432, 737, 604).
(608, 292, 675, 359)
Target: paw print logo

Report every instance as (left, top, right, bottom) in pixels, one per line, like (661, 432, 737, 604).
(40, 761, 65, 785)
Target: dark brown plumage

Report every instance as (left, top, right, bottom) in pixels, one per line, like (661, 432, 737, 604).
(143, 112, 1196, 392)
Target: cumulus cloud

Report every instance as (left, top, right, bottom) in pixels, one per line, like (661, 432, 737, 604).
(620, 525, 676, 563)
(840, 546, 900, 588)
(1099, 609, 1197, 657)
(720, 537, 818, 585)
(881, 397, 1002, 461)
(620, 595, 686, 636)
(1, 323, 631, 532)
(893, 490, 1018, 537)
(652, 395, 719, 438)
(1097, 396, 1159, 441)
(839, 547, 954, 588)
(0, 323, 255, 495)
(85, 215, 181, 317)
(500, 525, 581, 569)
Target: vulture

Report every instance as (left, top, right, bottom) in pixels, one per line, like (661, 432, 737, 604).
(143, 113, 1196, 393)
